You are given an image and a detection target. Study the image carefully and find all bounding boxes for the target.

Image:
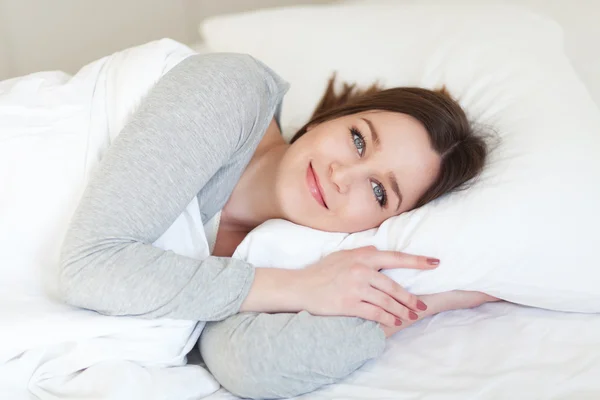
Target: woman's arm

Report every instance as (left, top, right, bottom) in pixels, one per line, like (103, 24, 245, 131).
(200, 291, 499, 399)
(59, 53, 288, 320)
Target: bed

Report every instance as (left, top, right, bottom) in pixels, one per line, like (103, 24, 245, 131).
(2, 1, 600, 399)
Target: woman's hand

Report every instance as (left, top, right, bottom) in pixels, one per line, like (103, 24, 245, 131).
(296, 246, 439, 327)
(241, 246, 438, 326)
(289, 246, 439, 328)
(380, 290, 501, 338)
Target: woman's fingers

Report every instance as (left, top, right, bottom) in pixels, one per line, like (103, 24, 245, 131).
(362, 289, 419, 323)
(348, 246, 439, 271)
(353, 302, 401, 328)
(368, 271, 427, 314)
(298, 247, 434, 323)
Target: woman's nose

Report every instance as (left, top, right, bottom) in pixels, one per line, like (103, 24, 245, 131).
(330, 161, 365, 194)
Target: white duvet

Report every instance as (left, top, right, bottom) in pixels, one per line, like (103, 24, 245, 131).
(0, 39, 220, 400)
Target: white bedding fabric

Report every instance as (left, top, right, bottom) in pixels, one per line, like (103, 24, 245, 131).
(2, 34, 598, 400)
(206, 302, 600, 399)
(346, 0, 600, 110)
(0, 39, 221, 400)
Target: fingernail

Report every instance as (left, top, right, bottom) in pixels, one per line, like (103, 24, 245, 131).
(395, 318, 402, 326)
(417, 300, 427, 311)
(409, 311, 418, 320)
(427, 258, 440, 266)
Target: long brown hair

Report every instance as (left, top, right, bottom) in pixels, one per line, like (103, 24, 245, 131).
(291, 75, 487, 208)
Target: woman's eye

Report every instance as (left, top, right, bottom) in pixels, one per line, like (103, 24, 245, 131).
(371, 180, 387, 207)
(350, 127, 365, 156)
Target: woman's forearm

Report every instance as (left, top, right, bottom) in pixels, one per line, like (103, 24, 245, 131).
(239, 268, 306, 313)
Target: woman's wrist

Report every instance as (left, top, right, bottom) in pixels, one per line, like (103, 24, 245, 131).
(239, 267, 307, 313)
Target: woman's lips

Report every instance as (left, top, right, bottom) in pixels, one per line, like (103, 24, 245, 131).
(307, 162, 327, 209)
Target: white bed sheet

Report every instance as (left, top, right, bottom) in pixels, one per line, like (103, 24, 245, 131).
(204, 302, 600, 399)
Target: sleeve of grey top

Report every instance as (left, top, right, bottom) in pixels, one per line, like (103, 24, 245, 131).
(199, 311, 386, 399)
(59, 53, 286, 321)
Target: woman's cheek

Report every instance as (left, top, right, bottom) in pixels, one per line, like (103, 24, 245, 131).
(347, 195, 375, 224)
(327, 132, 350, 153)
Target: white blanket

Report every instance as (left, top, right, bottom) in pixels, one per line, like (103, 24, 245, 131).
(0, 39, 220, 400)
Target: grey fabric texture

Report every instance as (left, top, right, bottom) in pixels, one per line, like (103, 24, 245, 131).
(200, 311, 385, 399)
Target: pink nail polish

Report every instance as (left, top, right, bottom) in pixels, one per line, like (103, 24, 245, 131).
(427, 258, 440, 266)
(417, 300, 427, 311)
(395, 318, 402, 326)
(409, 311, 418, 320)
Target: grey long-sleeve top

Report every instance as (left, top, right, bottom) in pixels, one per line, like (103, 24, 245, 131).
(59, 53, 290, 321)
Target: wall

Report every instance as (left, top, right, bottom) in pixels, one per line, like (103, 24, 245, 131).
(0, 0, 331, 79)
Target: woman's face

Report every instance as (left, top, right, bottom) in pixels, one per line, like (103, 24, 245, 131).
(275, 111, 441, 233)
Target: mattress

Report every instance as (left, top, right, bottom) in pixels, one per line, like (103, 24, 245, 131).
(203, 301, 600, 399)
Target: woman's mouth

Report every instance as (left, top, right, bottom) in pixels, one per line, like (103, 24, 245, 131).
(307, 162, 328, 209)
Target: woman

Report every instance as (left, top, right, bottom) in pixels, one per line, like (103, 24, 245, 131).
(59, 53, 496, 398)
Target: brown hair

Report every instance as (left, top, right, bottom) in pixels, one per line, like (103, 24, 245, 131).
(291, 75, 487, 208)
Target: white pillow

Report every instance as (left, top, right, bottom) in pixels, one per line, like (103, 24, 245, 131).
(345, 0, 600, 109)
(201, 3, 600, 313)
